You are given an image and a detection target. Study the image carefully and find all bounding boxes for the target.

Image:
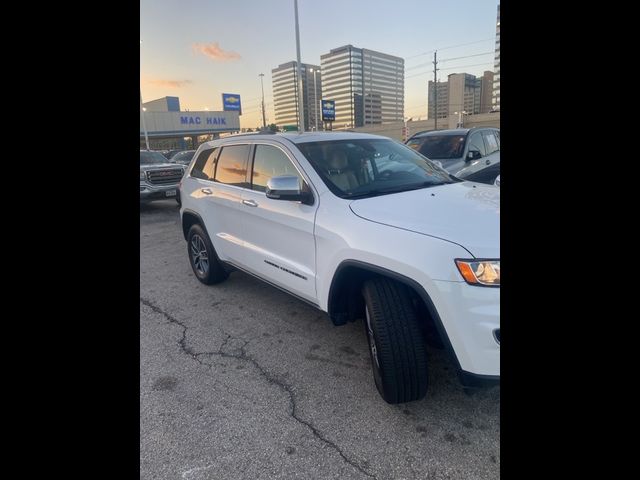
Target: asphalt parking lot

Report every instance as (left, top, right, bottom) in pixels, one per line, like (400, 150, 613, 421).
(140, 200, 500, 480)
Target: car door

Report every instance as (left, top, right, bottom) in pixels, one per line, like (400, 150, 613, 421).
(457, 131, 488, 176)
(238, 142, 319, 304)
(482, 130, 500, 167)
(198, 143, 251, 262)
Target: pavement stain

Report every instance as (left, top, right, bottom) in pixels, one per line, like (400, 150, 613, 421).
(152, 376, 178, 392)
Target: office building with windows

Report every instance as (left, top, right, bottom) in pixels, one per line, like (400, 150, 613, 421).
(428, 70, 494, 119)
(492, 3, 500, 110)
(271, 61, 322, 131)
(320, 45, 404, 129)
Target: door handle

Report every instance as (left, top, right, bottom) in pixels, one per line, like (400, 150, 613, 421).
(485, 159, 491, 165)
(201, 188, 212, 195)
(242, 199, 258, 207)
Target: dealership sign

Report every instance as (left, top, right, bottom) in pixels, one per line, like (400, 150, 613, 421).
(180, 116, 227, 125)
(222, 93, 242, 115)
(321, 100, 335, 122)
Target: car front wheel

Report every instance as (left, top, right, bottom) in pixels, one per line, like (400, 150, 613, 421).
(362, 277, 428, 404)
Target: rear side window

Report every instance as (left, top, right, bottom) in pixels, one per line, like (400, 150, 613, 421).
(467, 132, 486, 157)
(483, 131, 499, 155)
(214, 144, 250, 187)
(251, 145, 302, 193)
(190, 148, 217, 180)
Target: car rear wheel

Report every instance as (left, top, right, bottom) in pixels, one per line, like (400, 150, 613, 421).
(362, 277, 428, 404)
(187, 224, 229, 285)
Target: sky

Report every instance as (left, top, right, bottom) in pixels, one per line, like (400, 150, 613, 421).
(140, 0, 499, 129)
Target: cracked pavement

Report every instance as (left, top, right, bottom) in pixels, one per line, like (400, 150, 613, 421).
(140, 200, 500, 479)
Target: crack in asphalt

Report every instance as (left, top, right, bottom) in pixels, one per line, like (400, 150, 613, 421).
(140, 297, 377, 480)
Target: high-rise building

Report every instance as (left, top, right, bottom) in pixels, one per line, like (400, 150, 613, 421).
(271, 61, 322, 130)
(480, 70, 494, 114)
(427, 80, 449, 120)
(492, 3, 500, 110)
(320, 45, 404, 128)
(428, 71, 493, 120)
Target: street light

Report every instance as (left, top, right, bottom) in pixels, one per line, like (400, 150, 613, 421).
(309, 68, 319, 131)
(454, 110, 468, 128)
(140, 40, 150, 150)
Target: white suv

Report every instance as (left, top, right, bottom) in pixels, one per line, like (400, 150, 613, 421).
(179, 132, 499, 404)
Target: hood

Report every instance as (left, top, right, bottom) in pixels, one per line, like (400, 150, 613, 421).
(140, 163, 183, 171)
(349, 182, 500, 258)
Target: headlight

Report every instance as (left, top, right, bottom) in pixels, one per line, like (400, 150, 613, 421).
(140, 170, 146, 181)
(455, 259, 500, 286)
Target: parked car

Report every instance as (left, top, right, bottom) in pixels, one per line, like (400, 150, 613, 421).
(179, 132, 499, 404)
(406, 127, 500, 184)
(165, 149, 185, 160)
(456, 161, 500, 185)
(170, 150, 196, 166)
(140, 150, 185, 204)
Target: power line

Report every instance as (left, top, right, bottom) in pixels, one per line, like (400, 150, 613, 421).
(439, 51, 493, 63)
(406, 51, 493, 73)
(405, 37, 495, 60)
(406, 62, 494, 79)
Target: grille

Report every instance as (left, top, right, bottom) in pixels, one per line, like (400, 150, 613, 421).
(146, 168, 183, 185)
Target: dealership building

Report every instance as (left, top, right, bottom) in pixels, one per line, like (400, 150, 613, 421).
(140, 96, 240, 150)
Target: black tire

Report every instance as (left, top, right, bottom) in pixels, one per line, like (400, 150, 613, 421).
(362, 277, 428, 404)
(187, 224, 229, 285)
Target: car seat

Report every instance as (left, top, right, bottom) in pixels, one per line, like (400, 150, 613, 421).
(326, 150, 358, 191)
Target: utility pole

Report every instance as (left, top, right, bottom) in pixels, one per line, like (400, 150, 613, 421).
(433, 51, 439, 131)
(294, 0, 305, 132)
(259, 73, 266, 128)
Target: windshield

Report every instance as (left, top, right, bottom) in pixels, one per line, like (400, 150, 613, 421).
(171, 151, 195, 164)
(409, 134, 466, 159)
(140, 151, 169, 165)
(297, 138, 459, 199)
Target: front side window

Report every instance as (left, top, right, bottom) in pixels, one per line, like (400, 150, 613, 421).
(251, 145, 302, 193)
(467, 132, 486, 157)
(214, 145, 250, 186)
(414, 135, 467, 159)
(297, 139, 459, 199)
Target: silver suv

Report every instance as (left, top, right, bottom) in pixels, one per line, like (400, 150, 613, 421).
(406, 127, 500, 184)
(140, 150, 184, 204)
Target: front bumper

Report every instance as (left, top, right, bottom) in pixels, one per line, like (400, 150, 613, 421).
(431, 280, 500, 377)
(140, 182, 179, 202)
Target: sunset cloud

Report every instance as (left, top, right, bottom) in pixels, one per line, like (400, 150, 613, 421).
(192, 42, 241, 61)
(147, 79, 193, 89)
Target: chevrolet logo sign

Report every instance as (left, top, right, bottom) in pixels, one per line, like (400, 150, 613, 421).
(323, 102, 333, 109)
(226, 96, 239, 103)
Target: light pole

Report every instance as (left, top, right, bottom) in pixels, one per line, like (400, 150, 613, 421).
(140, 40, 150, 150)
(454, 110, 467, 128)
(293, 0, 304, 132)
(140, 89, 150, 150)
(310, 68, 319, 131)
(259, 73, 266, 129)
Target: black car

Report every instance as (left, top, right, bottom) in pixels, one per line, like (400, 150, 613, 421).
(170, 150, 196, 165)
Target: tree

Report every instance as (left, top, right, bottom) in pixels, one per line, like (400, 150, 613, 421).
(268, 123, 278, 133)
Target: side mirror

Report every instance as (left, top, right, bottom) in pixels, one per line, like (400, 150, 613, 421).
(467, 150, 482, 161)
(266, 175, 313, 204)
